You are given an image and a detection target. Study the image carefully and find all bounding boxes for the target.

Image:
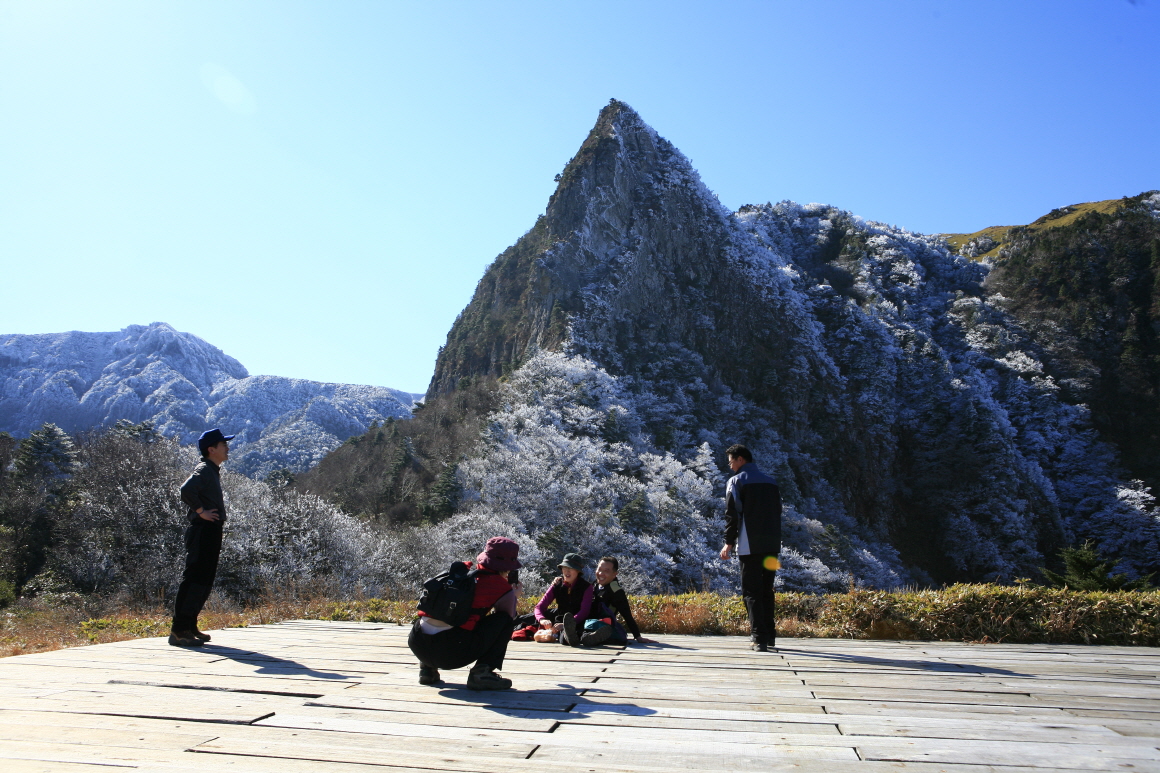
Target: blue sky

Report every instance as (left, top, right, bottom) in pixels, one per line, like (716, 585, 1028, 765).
(2, 1, 1157, 393)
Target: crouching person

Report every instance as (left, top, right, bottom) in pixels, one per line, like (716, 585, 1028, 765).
(408, 537, 522, 691)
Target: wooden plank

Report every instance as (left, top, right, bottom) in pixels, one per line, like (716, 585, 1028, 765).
(0, 761, 138, 772)
(0, 739, 213, 767)
(819, 699, 1079, 718)
(561, 701, 829, 723)
(571, 693, 821, 713)
(190, 736, 537, 764)
(547, 722, 869, 750)
(347, 678, 591, 697)
(527, 743, 860, 769)
(306, 690, 577, 714)
(812, 686, 1052, 707)
(0, 665, 353, 692)
(834, 717, 1136, 744)
(0, 692, 287, 725)
(853, 737, 1160, 770)
(0, 722, 219, 751)
(556, 711, 841, 734)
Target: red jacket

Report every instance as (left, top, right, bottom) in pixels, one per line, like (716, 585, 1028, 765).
(417, 562, 512, 631)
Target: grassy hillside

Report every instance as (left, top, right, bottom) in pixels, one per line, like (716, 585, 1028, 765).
(943, 198, 1124, 261)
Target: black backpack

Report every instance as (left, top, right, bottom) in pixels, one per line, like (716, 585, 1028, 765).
(417, 562, 482, 626)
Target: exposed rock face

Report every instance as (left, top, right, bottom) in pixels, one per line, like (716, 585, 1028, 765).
(428, 100, 1160, 584)
(0, 323, 418, 478)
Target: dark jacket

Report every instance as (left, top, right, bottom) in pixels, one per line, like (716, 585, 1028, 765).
(724, 462, 781, 556)
(179, 459, 226, 525)
(593, 579, 641, 639)
(534, 576, 593, 623)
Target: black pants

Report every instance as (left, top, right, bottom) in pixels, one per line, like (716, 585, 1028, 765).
(739, 553, 776, 644)
(172, 519, 223, 632)
(408, 611, 513, 671)
(511, 612, 538, 632)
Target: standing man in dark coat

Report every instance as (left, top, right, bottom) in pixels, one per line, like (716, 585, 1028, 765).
(719, 444, 782, 652)
(170, 428, 234, 647)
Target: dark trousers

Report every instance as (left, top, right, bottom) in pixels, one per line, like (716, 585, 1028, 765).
(739, 553, 777, 644)
(511, 612, 538, 632)
(408, 612, 513, 671)
(172, 519, 223, 632)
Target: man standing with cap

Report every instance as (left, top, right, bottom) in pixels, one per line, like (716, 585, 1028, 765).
(170, 428, 234, 647)
(719, 444, 782, 652)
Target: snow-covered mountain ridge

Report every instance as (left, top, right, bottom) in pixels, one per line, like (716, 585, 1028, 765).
(413, 100, 1160, 590)
(0, 323, 419, 477)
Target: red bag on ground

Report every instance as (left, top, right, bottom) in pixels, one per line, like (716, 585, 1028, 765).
(511, 624, 538, 641)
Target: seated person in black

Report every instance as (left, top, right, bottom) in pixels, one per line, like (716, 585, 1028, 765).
(513, 552, 594, 646)
(579, 556, 655, 646)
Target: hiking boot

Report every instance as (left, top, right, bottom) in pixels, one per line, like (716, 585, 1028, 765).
(169, 630, 204, 647)
(467, 664, 512, 691)
(579, 623, 613, 647)
(193, 628, 211, 642)
(560, 614, 579, 647)
(751, 641, 769, 652)
(418, 664, 442, 686)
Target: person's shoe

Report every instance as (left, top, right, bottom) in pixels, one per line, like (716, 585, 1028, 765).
(579, 623, 613, 647)
(418, 664, 442, 686)
(751, 641, 769, 652)
(467, 664, 512, 691)
(192, 628, 211, 642)
(169, 630, 204, 647)
(560, 614, 579, 647)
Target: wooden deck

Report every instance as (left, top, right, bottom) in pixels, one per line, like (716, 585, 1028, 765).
(0, 620, 1158, 772)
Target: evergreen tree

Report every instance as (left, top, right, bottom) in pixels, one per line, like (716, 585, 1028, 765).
(14, 423, 78, 491)
(1041, 541, 1154, 591)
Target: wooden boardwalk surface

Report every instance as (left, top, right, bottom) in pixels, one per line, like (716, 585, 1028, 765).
(0, 620, 1158, 772)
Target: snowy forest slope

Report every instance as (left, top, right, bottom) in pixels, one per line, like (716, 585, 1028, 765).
(978, 191, 1160, 496)
(338, 99, 1159, 591)
(0, 323, 419, 478)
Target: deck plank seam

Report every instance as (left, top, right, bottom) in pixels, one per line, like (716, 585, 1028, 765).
(106, 679, 325, 698)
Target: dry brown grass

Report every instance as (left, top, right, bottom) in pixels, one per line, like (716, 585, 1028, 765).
(3, 584, 1157, 659)
(0, 594, 331, 658)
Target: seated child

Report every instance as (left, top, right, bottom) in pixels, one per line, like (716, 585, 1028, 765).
(580, 556, 655, 646)
(527, 553, 593, 646)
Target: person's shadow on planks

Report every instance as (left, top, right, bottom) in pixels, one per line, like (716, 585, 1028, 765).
(199, 644, 354, 680)
(774, 647, 1030, 677)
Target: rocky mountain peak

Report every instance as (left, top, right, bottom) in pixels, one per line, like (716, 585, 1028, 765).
(428, 100, 734, 395)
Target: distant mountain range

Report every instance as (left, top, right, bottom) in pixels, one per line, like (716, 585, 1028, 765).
(0, 322, 419, 478)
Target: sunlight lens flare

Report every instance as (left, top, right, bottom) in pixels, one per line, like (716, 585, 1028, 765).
(200, 62, 256, 115)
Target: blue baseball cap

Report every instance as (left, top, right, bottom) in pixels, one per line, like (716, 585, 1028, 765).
(198, 428, 235, 455)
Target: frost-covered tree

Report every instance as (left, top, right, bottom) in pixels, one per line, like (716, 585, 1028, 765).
(47, 426, 388, 601)
(452, 350, 729, 594)
(54, 433, 190, 598)
(216, 473, 385, 600)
